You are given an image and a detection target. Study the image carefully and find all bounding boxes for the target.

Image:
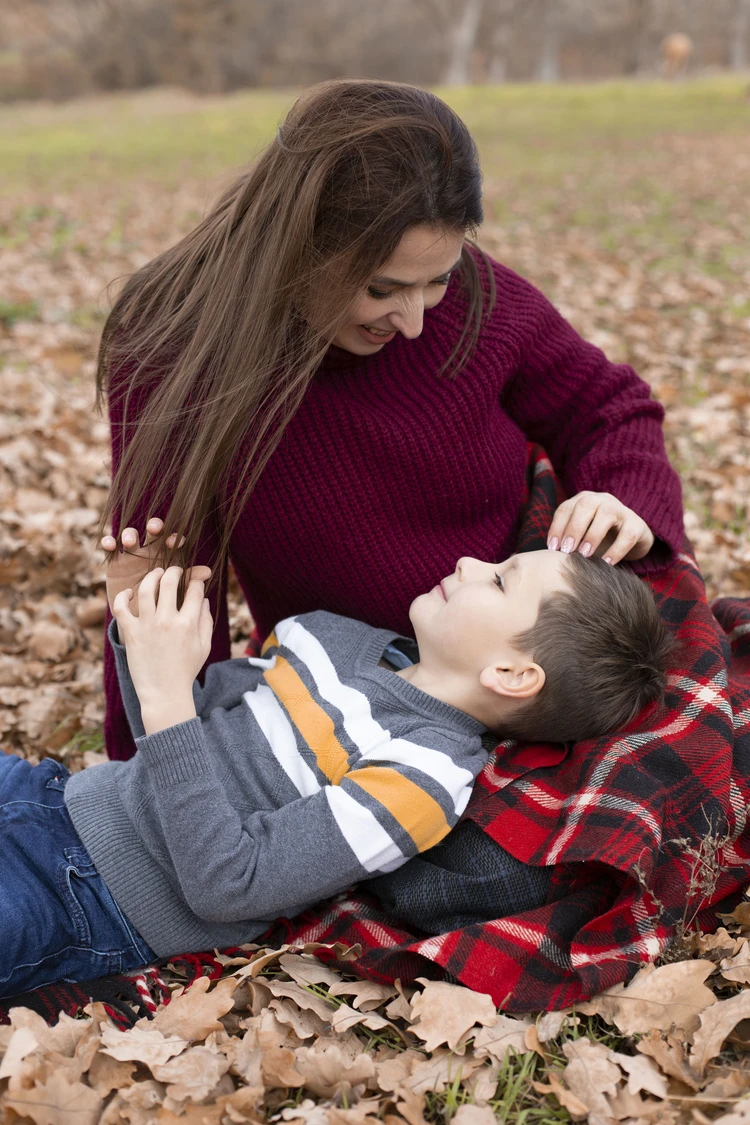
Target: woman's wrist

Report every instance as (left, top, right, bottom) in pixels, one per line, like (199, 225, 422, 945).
(140, 692, 197, 736)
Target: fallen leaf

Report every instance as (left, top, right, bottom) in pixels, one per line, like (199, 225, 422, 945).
(532, 1071, 588, 1119)
(452, 1105, 497, 1125)
(270, 996, 328, 1039)
(561, 1038, 622, 1121)
(279, 953, 343, 989)
(577, 959, 716, 1036)
(151, 1045, 230, 1103)
(721, 940, 750, 984)
(294, 1037, 376, 1098)
(410, 979, 497, 1052)
(0, 1026, 39, 1080)
(608, 1049, 668, 1098)
(261, 1046, 305, 1088)
(330, 1002, 392, 1035)
(145, 976, 238, 1041)
(265, 978, 336, 1024)
(471, 1014, 533, 1065)
(100, 1024, 189, 1067)
(327, 979, 397, 1010)
(691, 991, 750, 1076)
(636, 1030, 700, 1090)
(3, 1069, 103, 1125)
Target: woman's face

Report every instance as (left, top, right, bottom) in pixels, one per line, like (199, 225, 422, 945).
(331, 224, 466, 355)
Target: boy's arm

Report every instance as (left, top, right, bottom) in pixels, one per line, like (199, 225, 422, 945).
(134, 718, 484, 924)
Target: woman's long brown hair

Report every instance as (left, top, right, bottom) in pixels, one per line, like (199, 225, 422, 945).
(95, 78, 495, 601)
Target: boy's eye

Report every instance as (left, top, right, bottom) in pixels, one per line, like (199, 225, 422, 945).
(494, 572, 504, 592)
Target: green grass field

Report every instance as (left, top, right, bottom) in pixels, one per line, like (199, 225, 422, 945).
(1, 74, 748, 187)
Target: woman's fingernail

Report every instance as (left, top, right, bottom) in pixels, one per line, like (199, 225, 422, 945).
(561, 537, 575, 554)
(604, 556, 614, 565)
(580, 542, 592, 557)
(548, 537, 559, 551)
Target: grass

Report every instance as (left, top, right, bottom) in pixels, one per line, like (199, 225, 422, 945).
(0, 75, 748, 192)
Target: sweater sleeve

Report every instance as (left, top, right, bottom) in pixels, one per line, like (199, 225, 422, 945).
(103, 359, 231, 762)
(491, 262, 684, 572)
(132, 717, 480, 924)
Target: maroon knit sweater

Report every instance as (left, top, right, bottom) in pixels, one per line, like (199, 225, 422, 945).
(104, 251, 684, 761)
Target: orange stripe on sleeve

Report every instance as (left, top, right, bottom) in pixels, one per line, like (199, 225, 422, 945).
(261, 630, 279, 656)
(346, 766, 450, 852)
(264, 657, 350, 784)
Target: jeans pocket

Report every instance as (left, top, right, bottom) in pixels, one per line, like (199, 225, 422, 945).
(57, 846, 98, 948)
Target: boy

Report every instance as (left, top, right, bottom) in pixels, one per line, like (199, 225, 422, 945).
(0, 542, 672, 998)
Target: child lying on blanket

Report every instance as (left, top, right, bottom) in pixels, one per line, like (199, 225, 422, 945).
(0, 538, 673, 998)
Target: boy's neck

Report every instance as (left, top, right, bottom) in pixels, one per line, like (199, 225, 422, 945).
(392, 662, 497, 731)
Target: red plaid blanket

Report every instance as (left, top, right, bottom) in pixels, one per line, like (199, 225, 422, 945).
(266, 445, 750, 1011)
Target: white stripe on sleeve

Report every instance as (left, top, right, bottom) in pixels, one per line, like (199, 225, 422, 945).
(325, 785, 405, 873)
(243, 683, 321, 797)
(361, 738, 474, 813)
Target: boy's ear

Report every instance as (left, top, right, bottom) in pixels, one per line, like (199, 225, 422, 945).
(479, 661, 545, 701)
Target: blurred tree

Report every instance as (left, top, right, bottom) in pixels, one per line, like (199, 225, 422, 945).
(731, 0, 750, 69)
(535, 0, 561, 81)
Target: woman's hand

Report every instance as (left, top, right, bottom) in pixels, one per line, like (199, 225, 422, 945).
(112, 565, 214, 735)
(547, 491, 655, 565)
(101, 517, 210, 617)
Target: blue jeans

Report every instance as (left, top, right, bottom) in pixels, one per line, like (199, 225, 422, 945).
(0, 753, 156, 998)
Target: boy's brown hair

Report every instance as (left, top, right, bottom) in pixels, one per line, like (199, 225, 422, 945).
(502, 553, 675, 744)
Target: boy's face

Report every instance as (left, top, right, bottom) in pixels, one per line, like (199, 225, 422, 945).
(410, 551, 572, 674)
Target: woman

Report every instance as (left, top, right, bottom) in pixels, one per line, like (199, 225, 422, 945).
(97, 78, 683, 762)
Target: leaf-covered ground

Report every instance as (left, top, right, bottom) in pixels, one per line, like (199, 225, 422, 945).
(1, 79, 749, 1122)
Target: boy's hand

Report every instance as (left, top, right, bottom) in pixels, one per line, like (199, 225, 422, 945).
(101, 517, 210, 617)
(547, 491, 655, 565)
(112, 566, 214, 734)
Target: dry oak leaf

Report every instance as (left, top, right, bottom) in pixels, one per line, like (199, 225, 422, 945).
(532, 1070, 588, 1120)
(607, 1049, 668, 1099)
(374, 1048, 426, 1092)
(99, 1078, 164, 1125)
(452, 1105, 498, 1125)
(536, 1010, 576, 1042)
(150, 1044, 230, 1103)
(279, 952, 343, 989)
(99, 1023, 189, 1067)
(0, 1025, 39, 1080)
(86, 1049, 136, 1097)
(270, 996, 328, 1039)
(561, 1038, 622, 1123)
(294, 1037, 376, 1098)
(409, 978, 496, 1052)
(398, 1047, 484, 1096)
(471, 1013, 533, 1065)
(690, 989, 750, 1077)
(145, 975, 239, 1041)
(636, 1030, 700, 1090)
(721, 940, 750, 984)
(7, 1005, 94, 1058)
(464, 1061, 501, 1106)
(577, 959, 716, 1036)
(2, 1068, 103, 1125)
(330, 1001, 393, 1035)
(279, 1097, 332, 1125)
(155, 1104, 224, 1125)
(261, 1046, 306, 1088)
(327, 979, 398, 1010)
(265, 978, 336, 1024)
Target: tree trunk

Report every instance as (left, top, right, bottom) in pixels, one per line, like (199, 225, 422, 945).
(487, 0, 516, 83)
(626, 0, 650, 74)
(731, 0, 750, 70)
(444, 0, 483, 85)
(535, 0, 561, 82)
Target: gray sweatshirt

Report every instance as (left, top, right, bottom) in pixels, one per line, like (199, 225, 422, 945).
(64, 612, 488, 956)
